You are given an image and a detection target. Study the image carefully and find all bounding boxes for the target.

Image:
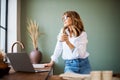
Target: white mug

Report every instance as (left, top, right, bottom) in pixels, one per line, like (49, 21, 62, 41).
(102, 71, 113, 80)
(90, 71, 102, 80)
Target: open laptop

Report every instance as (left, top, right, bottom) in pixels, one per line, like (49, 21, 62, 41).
(6, 53, 49, 73)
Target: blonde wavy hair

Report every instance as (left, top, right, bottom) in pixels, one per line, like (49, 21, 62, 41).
(62, 11, 85, 37)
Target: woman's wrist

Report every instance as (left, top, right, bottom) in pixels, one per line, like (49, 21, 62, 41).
(50, 60, 54, 65)
(44, 60, 54, 67)
(66, 40, 74, 50)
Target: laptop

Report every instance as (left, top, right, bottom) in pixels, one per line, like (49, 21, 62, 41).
(6, 53, 49, 73)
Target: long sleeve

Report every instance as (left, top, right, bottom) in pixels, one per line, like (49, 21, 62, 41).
(51, 30, 89, 61)
(61, 31, 89, 60)
(51, 31, 63, 62)
(72, 32, 89, 58)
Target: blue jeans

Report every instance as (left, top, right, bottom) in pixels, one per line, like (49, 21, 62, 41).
(64, 57, 91, 74)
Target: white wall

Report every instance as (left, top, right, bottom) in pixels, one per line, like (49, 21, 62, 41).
(7, 0, 21, 53)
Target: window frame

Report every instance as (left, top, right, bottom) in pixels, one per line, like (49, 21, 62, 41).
(0, 0, 8, 53)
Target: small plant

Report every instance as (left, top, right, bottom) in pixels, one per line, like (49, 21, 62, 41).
(27, 19, 42, 49)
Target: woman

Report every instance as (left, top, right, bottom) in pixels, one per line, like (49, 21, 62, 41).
(45, 11, 91, 74)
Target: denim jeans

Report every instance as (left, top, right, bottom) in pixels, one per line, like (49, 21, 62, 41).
(64, 57, 91, 74)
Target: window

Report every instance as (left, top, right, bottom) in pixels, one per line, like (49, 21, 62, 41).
(0, 0, 8, 53)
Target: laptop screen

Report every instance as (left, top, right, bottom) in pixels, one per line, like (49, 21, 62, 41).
(7, 53, 35, 72)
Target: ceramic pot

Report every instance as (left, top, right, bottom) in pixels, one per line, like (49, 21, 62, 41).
(29, 48, 42, 64)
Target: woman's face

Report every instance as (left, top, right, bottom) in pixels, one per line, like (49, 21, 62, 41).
(62, 15, 72, 28)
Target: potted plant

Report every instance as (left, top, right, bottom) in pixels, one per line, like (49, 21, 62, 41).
(0, 50, 10, 77)
(27, 19, 42, 64)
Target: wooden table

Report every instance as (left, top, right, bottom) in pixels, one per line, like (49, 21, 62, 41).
(1, 66, 52, 80)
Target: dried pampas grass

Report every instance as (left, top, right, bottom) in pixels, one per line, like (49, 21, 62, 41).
(27, 19, 41, 49)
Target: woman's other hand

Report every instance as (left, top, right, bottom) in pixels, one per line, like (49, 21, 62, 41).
(44, 60, 54, 67)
